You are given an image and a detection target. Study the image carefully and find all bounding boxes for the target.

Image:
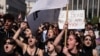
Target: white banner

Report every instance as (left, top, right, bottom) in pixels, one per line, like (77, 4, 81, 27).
(27, 0, 69, 33)
(28, 0, 69, 15)
(58, 10, 85, 29)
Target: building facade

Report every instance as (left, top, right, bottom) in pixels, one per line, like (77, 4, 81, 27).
(0, 0, 6, 14)
(68, 0, 100, 19)
(0, 0, 26, 19)
(25, 0, 37, 15)
(6, 0, 26, 19)
(25, 0, 100, 19)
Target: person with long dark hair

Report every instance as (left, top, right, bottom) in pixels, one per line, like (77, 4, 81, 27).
(63, 33, 82, 56)
(13, 22, 43, 56)
(82, 35, 98, 56)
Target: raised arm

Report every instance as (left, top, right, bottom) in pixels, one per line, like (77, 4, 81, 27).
(63, 46, 72, 56)
(53, 22, 68, 46)
(37, 24, 44, 33)
(93, 49, 98, 56)
(53, 22, 68, 52)
(13, 22, 27, 49)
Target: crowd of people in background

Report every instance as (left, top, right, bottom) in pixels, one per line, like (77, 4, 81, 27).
(0, 13, 100, 56)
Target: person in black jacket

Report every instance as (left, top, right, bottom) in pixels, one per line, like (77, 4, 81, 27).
(0, 13, 15, 56)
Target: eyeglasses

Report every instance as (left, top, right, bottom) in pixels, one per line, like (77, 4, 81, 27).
(84, 38, 92, 41)
(4, 42, 14, 45)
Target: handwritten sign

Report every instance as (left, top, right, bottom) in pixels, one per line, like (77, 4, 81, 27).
(58, 10, 85, 29)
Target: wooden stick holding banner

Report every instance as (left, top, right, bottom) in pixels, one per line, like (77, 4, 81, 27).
(64, 3, 69, 47)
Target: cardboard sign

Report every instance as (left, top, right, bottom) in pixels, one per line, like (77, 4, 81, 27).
(58, 10, 85, 29)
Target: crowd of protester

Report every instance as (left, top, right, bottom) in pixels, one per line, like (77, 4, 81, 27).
(0, 13, 100, 56)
